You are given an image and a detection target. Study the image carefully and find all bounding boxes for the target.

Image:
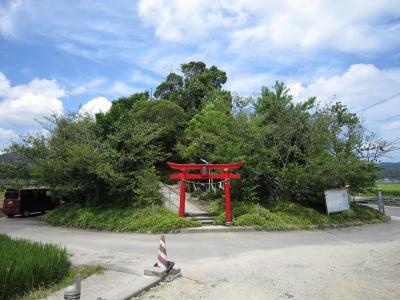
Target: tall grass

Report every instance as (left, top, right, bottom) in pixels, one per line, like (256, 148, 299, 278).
(0, 234, 69, 300)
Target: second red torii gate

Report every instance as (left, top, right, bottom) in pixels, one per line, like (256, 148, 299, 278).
(167, 161, 243, 225)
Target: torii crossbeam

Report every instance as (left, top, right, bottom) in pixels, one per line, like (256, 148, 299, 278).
(167, 161, 243, 225)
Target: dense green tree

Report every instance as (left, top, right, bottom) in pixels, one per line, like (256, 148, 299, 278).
(179, 92, 267, 201)
(131, 100, 187, 162)
(7, 113, 162, 206)
(154, 61, 228, 116)
(4, 62, 396, 209)
(180, 80, 383, 205)
(95, 92, 149, 137)
(253, 83, 382, 203)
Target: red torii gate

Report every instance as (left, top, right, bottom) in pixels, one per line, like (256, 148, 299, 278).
(167, 161, 243, 224)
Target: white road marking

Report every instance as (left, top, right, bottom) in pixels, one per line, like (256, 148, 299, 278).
(390, 216, 400, 220)
(364, 204, 400, 209)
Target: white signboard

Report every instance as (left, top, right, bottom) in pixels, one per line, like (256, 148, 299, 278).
(325, 189, 350, 214)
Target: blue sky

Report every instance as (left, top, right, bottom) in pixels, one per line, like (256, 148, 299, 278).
(0, 0, 400, 161)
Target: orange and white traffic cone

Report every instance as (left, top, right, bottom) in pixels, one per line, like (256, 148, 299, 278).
(154, 235, 174, 272)
(155, 235, 168, 269)
(145, 235, 180, 279)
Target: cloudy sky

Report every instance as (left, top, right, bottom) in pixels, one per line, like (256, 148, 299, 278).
(0, 0, 399, 160)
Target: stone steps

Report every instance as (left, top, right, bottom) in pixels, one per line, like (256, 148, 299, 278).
(185, 212, 215, 226)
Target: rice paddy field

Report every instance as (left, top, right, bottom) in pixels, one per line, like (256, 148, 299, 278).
(358, 183, 400, 198)
(0, 234, 69, 300)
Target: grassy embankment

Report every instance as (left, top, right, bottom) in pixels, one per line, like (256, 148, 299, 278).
(44, 200, 387, 232)
(44, 204, 200, 233)
(357, 183, 400, 198)
(209, 201, 389, 230)
(0, 233, 102, 300)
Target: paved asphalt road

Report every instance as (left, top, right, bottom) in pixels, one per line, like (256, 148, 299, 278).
(364, 204, 400, 219)
(0, 216, 399, 299)
(381, 205, 400, 219)
(385, 206, 400, 218)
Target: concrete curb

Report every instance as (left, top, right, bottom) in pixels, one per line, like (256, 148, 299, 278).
(43, 271, 162, 300)
(173, 225, 256, 233)
(169, 218, 391, 234)
(125, 277, 163, 299)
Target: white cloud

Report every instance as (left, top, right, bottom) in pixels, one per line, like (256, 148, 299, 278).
(0, 127, 18, 139)
(138, 0, 400, 55)
(382, 121, 400, 131)
(288, 64, 400, 112)
(130, 70, 158, 86)
(138, 0, 246, 42)
(71, 78, 107, 95)
(227, 72, 274, 96)
(68, 77, 145, 99)
(0, 0, 22, 37)
(78, 97, 111, 116)
(108, 81, 138, 96)
(0, 128, 19, 151)
(287, 64, 400, 151)
(0, 72, 65, 127)
(70, 86, 88, 96)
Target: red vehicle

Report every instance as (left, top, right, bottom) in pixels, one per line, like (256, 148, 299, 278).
(2, 188, 55, 217)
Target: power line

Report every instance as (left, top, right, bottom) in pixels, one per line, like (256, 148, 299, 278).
(379, 114, 400, 122)
(356, 92, 400, 113)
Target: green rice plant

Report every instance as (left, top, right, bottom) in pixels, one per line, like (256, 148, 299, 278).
(378, 183, 400, 198)
(0, 234, 69, 300)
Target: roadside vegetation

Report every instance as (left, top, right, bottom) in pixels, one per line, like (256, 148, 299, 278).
(44, 204, 200, 233)
(209, 201, 389, 229)
(17, 265, 104, 300)
(1, 61, 397, 230)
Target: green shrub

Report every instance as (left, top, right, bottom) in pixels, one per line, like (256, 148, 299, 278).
(209, 200, 387, 229)
(0, 234, 69, 300)
(44, 204, 200, 233)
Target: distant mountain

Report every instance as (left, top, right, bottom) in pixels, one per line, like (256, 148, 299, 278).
(378, 162, 400, 179)
(378, 162, 400, 169)
(0, 152, 22, 163)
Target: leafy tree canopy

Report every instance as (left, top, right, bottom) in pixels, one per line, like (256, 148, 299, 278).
(3, 62, 397, 208)
(154, 61, 228, 116)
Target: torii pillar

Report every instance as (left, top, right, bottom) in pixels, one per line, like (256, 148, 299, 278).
(167, 161, 243, 225)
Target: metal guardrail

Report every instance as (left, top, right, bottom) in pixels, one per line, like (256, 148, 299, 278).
(0, 179, 38, 185)
(160, 183, 180, 196)
(355, 198, 400, 206)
